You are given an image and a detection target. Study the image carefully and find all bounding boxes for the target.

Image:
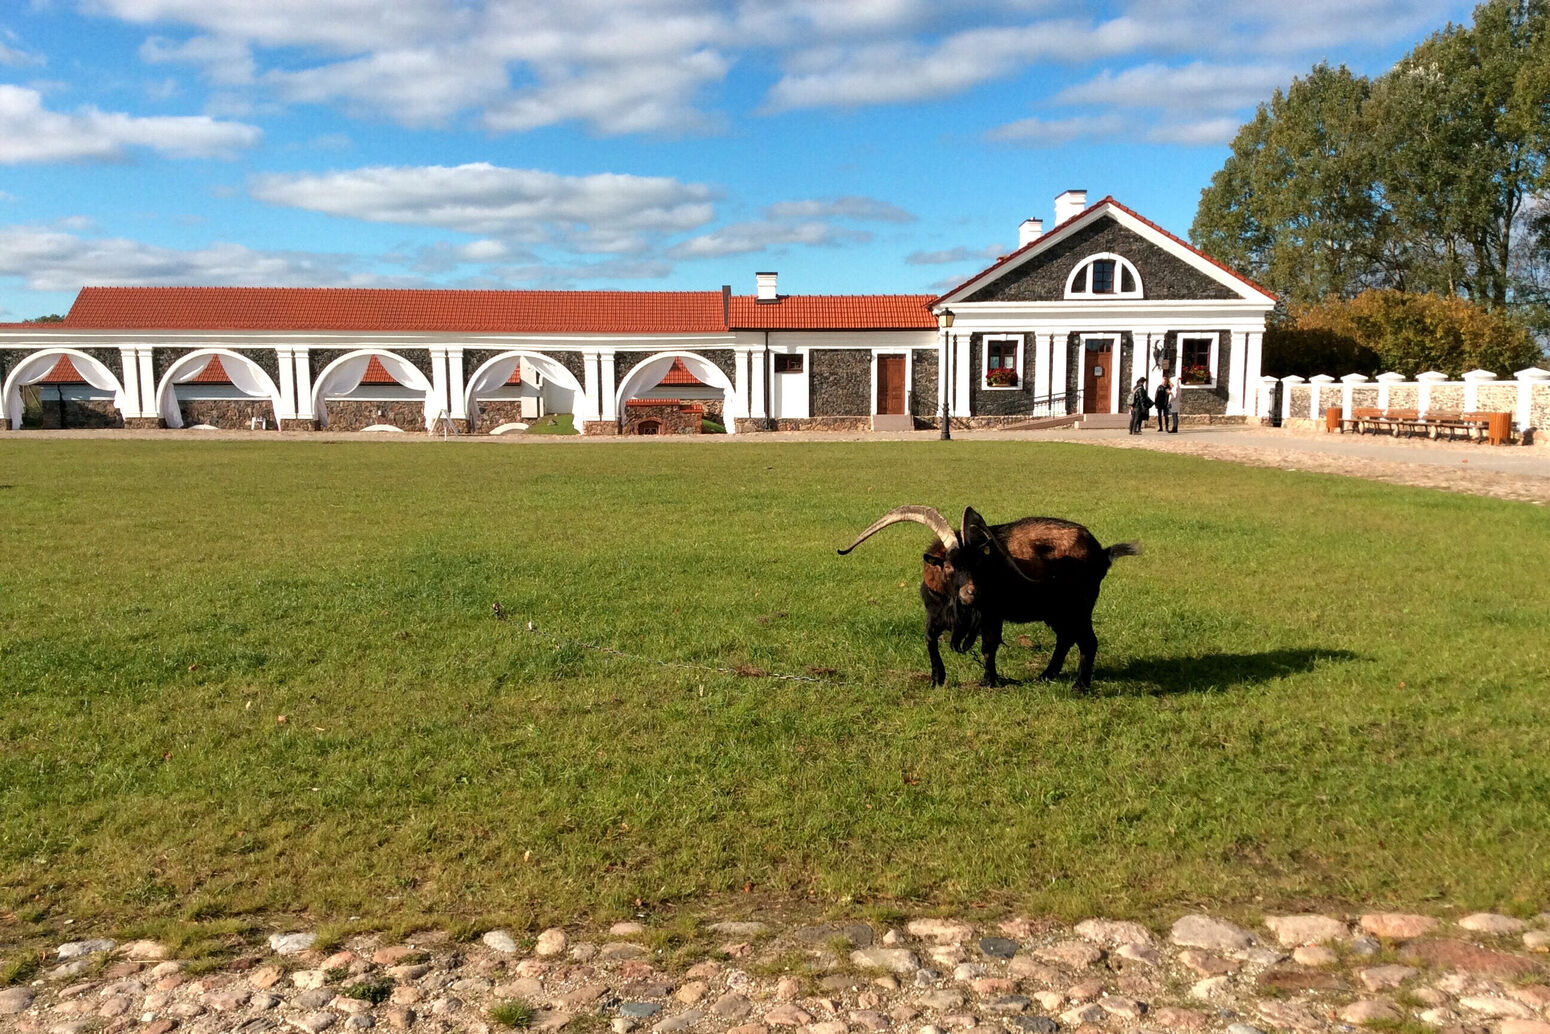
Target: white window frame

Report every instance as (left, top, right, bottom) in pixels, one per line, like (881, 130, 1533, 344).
(1173, 332, 1220, 391)
(1065, 252, 1143, 299)
(980, 335, 1024, 391)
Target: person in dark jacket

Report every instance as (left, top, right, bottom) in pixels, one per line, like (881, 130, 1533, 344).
(1129, 378, 1149, 434)
(1153, 378, 1171, 432)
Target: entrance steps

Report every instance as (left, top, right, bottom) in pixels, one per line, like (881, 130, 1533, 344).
(871, 414, 915, 432)
(1005, 414, 1081, 431)
(1077, 413, 1131, 430)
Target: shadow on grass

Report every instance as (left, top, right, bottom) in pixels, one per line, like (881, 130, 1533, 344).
(1095, 647, 1361, 695)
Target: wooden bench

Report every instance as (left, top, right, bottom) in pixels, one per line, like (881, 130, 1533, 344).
(1329, 406, 1511, 444)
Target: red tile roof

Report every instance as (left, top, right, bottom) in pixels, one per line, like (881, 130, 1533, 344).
(61, 287, 732, 334)
(360, 356, 399, 384)
(658, 357, 705, 386)
(506, 364, 522, 386)
(728, 294, 936, 330)
(933, 196, 1276, 305)
(37, 356, 86, 383)
(187, 355, 231, 384)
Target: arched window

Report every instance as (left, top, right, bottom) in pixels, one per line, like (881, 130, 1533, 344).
(1065, 253, 1142, 299)
(637, 419, 661, 435)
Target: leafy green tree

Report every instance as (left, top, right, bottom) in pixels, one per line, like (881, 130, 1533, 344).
(1193, 0, 1549, 316)
(1193, 64, 1383, 307)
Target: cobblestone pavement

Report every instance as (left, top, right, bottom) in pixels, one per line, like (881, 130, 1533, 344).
(7, 425, 1548, 504)
(5, 910, 1550, 1034)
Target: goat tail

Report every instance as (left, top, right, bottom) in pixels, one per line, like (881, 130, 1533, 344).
(1107, 540, 1142, 561)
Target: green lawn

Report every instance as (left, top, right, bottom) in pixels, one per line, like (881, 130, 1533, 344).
(1, 439, 1548, 940)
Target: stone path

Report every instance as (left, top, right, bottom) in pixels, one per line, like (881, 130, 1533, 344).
(5, 909, 1549, 1034)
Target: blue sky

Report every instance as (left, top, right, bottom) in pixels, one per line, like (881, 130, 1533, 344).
(0, 0, 1478, 320)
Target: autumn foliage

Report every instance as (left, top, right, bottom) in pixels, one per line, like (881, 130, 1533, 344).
(1264, 290, 1542, 379)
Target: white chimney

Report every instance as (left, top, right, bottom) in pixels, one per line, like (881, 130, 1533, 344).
(1054, 189, 1087, 226)
(1018, 218, 1043, 247)
(755, 271, 779, 303)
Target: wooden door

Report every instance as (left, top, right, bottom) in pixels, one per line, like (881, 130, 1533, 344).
(876, 355, 906, 414)
(1082, 338, 1114, 414)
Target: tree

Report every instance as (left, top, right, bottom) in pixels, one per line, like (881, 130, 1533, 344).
(1192, 64, 1384, 308)
(24, 314, 63, 323)
(1192, 0, 1549, 317)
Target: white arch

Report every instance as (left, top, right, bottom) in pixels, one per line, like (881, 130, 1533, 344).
(310, 349, 436, 430)
(154, 348, 285, 430)
(463, 350, 585, 427)
(3, 348, 127, 429)
(614, 351, 744, 434)
(1065, 252, 1144, 299)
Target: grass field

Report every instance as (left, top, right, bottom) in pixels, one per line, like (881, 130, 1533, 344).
(2, 438, 1548, 945)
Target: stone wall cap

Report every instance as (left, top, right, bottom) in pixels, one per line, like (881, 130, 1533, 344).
(1417, 371, 1449, 382)
(1514, 366, 1550, 380)
(1340, 373, 1370, 383)
(1280, 375, 1307, 383)
(1309, 374, 1337, 384)
(1377, 372, 1407, 382)
(1462, 369, 1498, 380)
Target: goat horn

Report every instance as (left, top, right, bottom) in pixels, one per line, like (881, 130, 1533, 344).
(837, 505, 958, 555)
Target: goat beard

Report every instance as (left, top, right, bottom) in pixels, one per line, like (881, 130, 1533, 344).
(949, 601, 982, 654)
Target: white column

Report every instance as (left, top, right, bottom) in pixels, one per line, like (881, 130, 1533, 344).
(1243, 331, 1264, 417)
(954, 334, 971, 416)
(1376, 371, 1404, 409)
(580, 350, 601, 428)
(117, 346, 143, 417)
(1051, 333, 1068, 412)
(1309, 374, 1334, 422)
(1109, 343, 1123, 414)
(1225, 331, 1246, 415)
(1339, 373, 1367, 418)
(1514, 367, 1550, 433)
(735, 349, 751, 420)
(600, 352, 617, 421)
(1280, 375, 1304, 423)
(429, 347, 450, 422)
(1417, 370, 1447, 416)
(1031, 332, 1048, 401)
(749, 349, 767, 421)
(1462, 369, 1495, 412)
(293, 350, 313, 420)
(272, 347, 297, 420)
(135, 347, 156, 417)
(448, 347, 467, 420)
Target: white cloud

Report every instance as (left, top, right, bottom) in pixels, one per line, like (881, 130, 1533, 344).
(267, 46, 510, 128)
(82, 0, 467, 53)
(140, 34, 256, 86)
(0, 40, 46, 67)
(1052, 62, 1298, 114)
(987, 112, 1130, 146)
(669, 220, 869, 259)
(905, 244, 1003, 265)
(0, 84, 261, 163)
(0, 224, 397, 292)
(250, 163, 718, 254)
(765, 196, 914, 223)
(1144, 117, 1244, 146)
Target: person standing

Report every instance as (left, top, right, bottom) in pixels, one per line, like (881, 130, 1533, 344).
(1153, 377, 1171, 432)
(1129, 378, 1149, 434)
(1166, 378, 1180, 432)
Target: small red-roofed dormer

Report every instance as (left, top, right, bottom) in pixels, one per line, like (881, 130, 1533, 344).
(360, 355, 399, 385)
(187, 355, 232, 384)
(37, 355, 87, 383)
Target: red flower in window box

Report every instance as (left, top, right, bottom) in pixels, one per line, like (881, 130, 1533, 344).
(1181, 364, 1211, 385)
(986, 367, 1019, 387)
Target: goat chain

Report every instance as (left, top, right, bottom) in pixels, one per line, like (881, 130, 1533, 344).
(498, 608, 830, 684)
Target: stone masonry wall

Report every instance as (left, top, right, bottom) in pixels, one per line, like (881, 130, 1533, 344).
(910, 349, 938, 420)
(810, 350, 870, 416)
(178, 399, 277, 429)
(324, 400, 425, 432)
(31, 398, 123, 429)
(623, 402, 702, 435)
(964, 215, 1239, 303)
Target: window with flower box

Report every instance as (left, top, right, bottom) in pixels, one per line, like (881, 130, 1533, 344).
(982, 337, 1021, 389)
(1180, 336, 1214, 385)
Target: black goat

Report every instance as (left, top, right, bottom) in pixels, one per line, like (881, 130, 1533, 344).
(839, 505, 1139, 690)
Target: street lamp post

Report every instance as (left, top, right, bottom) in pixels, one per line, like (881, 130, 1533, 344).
(938, 309, 954, 440)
